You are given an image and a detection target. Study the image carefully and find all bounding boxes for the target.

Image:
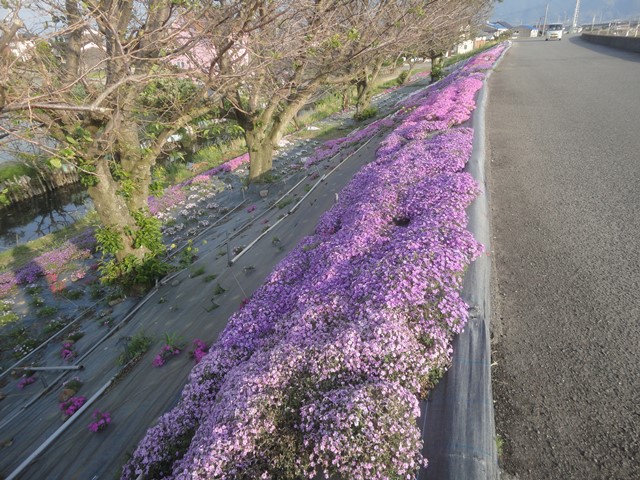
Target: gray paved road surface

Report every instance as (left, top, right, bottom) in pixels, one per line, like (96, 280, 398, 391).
(487, 37, 640, 478)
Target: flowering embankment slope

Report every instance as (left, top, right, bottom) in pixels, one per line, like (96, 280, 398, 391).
(122, 44, 506, 480)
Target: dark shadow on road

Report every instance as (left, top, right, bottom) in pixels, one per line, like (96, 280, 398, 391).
(569, 35, 640, 63)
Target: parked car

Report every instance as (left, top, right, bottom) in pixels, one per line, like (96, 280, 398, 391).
(545, 24, 564, 40)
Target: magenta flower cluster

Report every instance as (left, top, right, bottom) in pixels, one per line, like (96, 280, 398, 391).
(60, 341, 76, 362)
(122, 44, 505, 480)
(88, 410, 112, 432)
(60, 395, 86, 417)
(17, 376, 36, 390)
(153, 344, 182, 368)
(191, 339, 209, 365)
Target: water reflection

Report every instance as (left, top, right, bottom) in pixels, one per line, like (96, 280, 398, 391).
(0, 183, 92, 252)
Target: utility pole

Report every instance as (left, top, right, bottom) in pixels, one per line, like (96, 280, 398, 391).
(571, 0, 581, 33)
(542, 3, 549, 35)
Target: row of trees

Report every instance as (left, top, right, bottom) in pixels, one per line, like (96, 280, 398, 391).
(0, 0, 493, 277)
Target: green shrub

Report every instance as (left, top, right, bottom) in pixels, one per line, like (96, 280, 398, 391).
(396, 71, 410, 85)
(100, 254, 170, 291)
(430, 64, 444, 82)
(0, 162, 37, 183)
(354, 106, 378, 121)
(0, 311, 19, 327)
(192, 145, 224, 165)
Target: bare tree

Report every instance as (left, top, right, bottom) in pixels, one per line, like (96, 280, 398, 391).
(0, 1, 263, 279)
(211, 0, 423, 181)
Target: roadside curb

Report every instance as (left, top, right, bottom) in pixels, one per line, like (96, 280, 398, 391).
(419, 42, 511, 480)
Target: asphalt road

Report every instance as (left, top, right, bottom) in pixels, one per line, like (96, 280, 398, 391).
(487, 37, 640, 478)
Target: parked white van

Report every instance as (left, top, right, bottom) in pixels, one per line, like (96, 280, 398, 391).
(545, 24, 564, 40)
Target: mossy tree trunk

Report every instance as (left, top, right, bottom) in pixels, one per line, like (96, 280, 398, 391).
(354, 59, 383, 117)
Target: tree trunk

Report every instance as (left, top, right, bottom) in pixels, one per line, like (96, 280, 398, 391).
(245, 129, 274, 181)
(355, 78, 371, 117)
(354, 60, 383, 118)
(119, 118, 151, 212)
(64, 0, 82, 82)
(88, 160, 147, 262)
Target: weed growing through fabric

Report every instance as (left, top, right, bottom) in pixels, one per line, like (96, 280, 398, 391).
(496, 435, 505, 459)
(179, 241, 198, 268)
(203, 273, 217, 283)
(30, 296, 45, 307)
(57, 287, 84, 300)
(62, 376, 83, 392)
(36, 306, 58, 318)
(276, 197, 293, 210)
(212, 283, 226, 295)
(190, 266, 205, 278)
(118, 331, 152, 366)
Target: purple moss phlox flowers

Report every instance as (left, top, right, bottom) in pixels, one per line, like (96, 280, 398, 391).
(60, 395, 86, 417)
(60, 341, 76, 362)
(17, 376, 36, 390)
(153, 344, 182, 368)
(191, 339, 209, 365)
(122, 44, 505, 480)
(304, 118, 394, 168)
(88, 410, 112, 432)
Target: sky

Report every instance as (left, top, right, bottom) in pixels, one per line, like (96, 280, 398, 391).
(491, 0, 640, 25)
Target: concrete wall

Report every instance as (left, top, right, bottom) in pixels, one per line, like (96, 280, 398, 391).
(581, 33, 640, 53)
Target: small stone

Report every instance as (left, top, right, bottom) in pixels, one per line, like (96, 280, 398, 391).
(260, 190, 269, 198)
(171, 280, 181, 287)
(108, 298, 122, 307)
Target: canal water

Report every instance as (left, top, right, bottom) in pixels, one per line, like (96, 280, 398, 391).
(0, 183, 92, 253)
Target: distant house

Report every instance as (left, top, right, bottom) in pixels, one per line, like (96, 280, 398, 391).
(453, 39, 474, 55)
(512, 25, 539, 38)
(484, 21, 513, 39)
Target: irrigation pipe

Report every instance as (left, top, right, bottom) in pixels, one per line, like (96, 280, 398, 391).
(5, 361, 123, 480)
(230, 136, 376, 265)
(0, 287, 158, 430)
(0, 299, 102, 382)
(164, 200, 247, 263)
